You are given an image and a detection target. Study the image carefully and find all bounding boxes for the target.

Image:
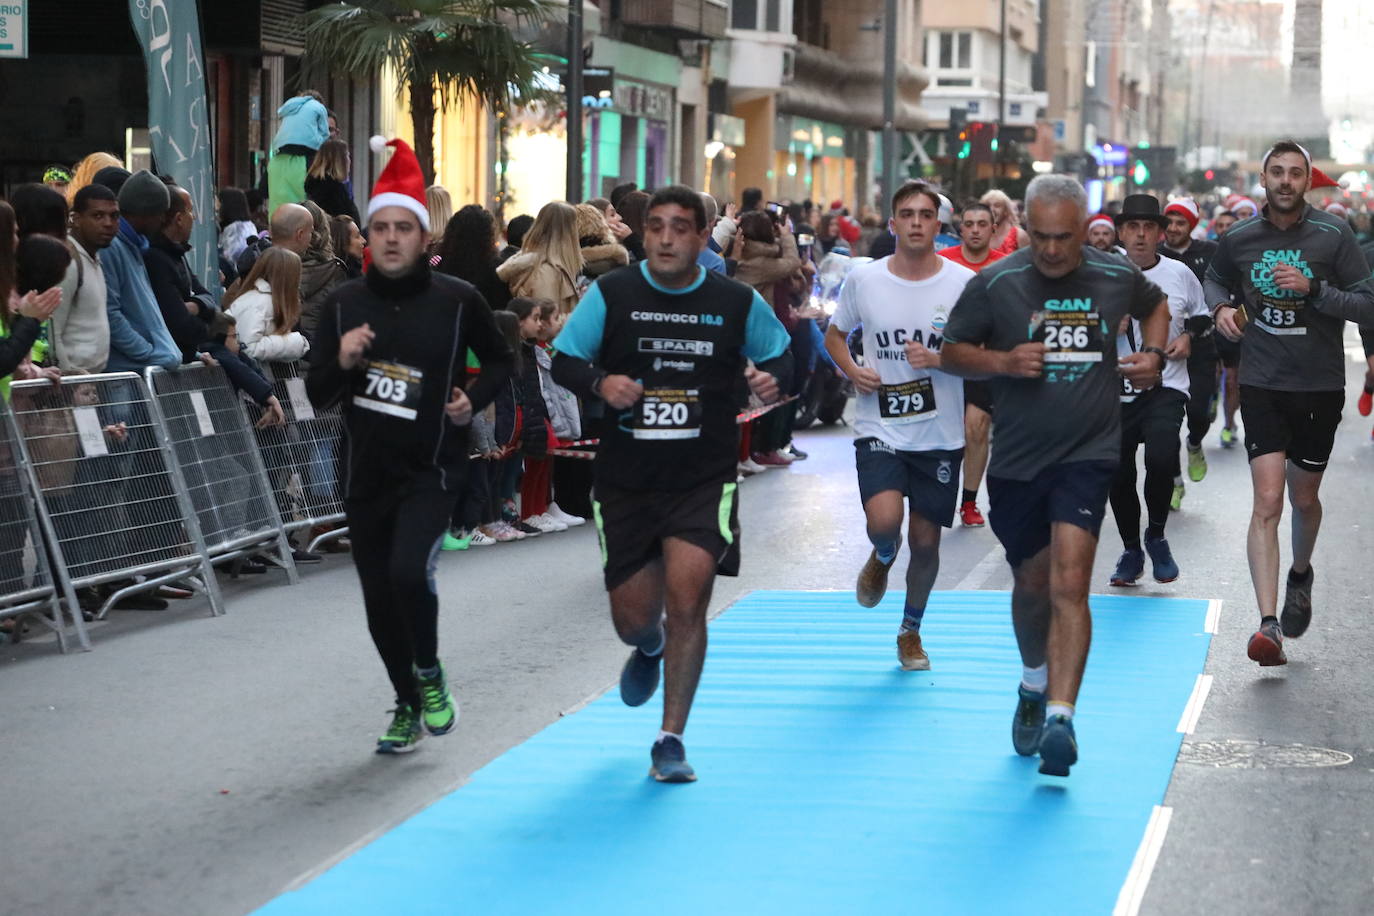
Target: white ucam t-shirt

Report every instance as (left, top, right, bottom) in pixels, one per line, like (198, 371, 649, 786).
(832, 256, 976, 451)
(1117, 253, 1209, 401)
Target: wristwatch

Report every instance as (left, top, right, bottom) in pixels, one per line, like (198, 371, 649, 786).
(1139, 346, 1167, 371)
(1309, 277, 1323, 299)
(590, 373, 606, 397)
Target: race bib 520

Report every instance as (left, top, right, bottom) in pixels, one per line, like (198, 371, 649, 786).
(633, 388, 702, 440)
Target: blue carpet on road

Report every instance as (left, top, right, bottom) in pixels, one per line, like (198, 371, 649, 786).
(259, 589, 1212, 915)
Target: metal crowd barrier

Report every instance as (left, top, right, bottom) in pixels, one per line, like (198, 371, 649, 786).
(10, 373, 224, 624)
(253, 361, 348, 552)
(145, 365, 299, 583)
(0, 397, 86, 651)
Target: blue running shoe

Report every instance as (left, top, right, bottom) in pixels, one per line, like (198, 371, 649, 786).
(1038, 715, 1078, 777)
(1109, 547, 1145, 587)
(1012, 686, 1046, 756)
(1145, 536, 1179, 583)
(650, 735, 697, 783)
(620, 645, 662, 707)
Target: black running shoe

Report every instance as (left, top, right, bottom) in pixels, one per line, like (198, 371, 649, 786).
(650, 735, 696, 783)
(1038, 715, 1078, 777)
(619, 645, 662, 707)
(1280, 567, 1313, 638)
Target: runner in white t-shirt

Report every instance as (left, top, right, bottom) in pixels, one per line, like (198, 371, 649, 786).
(1108, 195, 1211, 587)
(825, 180, 976, 671)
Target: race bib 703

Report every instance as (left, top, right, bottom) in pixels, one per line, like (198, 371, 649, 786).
(353, 360, 423, 420)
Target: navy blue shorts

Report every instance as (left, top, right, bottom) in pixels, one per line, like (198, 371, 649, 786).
(854, 438, 962, 528)
(987, 460, 1118, 568)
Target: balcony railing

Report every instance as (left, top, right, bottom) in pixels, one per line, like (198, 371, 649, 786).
(619, 0, 728, 40)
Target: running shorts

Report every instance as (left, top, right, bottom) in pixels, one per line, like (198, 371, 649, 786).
(1239, 386, 1344, 473)
(963, 380, 995, 414)
(854, 438, 962, 528)
(987, 460, 1117, 568)
(1213, 333, 1241, 369)
(592, 479, 741, 591)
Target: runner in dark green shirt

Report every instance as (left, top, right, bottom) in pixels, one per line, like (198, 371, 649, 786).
(942, 174, 1168, 778)
(1206, 140, 1374, 668)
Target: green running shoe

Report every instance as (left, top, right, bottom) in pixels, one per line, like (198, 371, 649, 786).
(442, 531, 470, 551)
(1170, 482, 1185, 512)
(1187, 445, 1207, 482)
(1219, 427, 1236, 449)
(417, 662, 459, 735)
(377, 704, 423, 754)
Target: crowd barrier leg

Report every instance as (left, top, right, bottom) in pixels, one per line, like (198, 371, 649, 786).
(145, 365, 300, 588)
(255, 362, 349, 548)
(0, 400, 87, 652)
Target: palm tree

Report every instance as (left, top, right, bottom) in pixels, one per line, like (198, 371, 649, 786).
(301, 0, 555, 184)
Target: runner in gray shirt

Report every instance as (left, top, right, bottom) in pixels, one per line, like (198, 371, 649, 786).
(942, 174, 1168, 778)
(1207, 140, 1374, 668)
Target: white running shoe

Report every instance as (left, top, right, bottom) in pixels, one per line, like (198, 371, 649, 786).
(524, 513, 565, 533)
(547, 502, 586, 527)
(467, 528, 498, 546)
(738, 457, 767, 475)
(492, 520, 527, 540)
(480, 523, 517, 543)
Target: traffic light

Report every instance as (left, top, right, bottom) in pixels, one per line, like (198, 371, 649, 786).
(1128, 146, 1177, 190)
(966, 121, 996, 164)
(947, 108, 968, 160)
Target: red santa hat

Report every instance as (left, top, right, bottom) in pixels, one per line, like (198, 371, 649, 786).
(1227, 196, 1258, 217)
(1310, 168, 1341, 190)
(367, 135, 429, 231)
(1086, 213, 1115, 232)
(1163, 198, 1200, 230)
(1260, 141, 1343, 191)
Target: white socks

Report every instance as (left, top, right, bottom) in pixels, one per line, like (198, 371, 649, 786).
(655, 729, 682, 745)
(1021, 664, 1048, 692)
(1046, 702, 1074, 721)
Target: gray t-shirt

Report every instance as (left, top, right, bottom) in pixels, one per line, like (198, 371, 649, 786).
(943, 246, 1165, 481)
(1204, 205, 1374, 391)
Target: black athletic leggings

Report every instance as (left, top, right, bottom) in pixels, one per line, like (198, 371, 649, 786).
(346, 487, 459, 707)
(1110, 388, 1187, 548)
(1184, 343, 1218, 448)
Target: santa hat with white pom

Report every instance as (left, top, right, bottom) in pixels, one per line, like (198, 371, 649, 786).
(367, 135, 429, 231)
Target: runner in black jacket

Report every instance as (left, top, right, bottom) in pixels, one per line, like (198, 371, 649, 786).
(306, 153, 513, 753)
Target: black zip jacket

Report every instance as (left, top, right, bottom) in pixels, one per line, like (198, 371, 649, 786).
(305, 261, 514, 499)
(145, 234, 216, 362)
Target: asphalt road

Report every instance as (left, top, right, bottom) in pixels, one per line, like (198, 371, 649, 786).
(3, 342, 1372, 916)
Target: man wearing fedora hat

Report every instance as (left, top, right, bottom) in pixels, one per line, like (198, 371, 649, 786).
(1107, 194, 1211, 588)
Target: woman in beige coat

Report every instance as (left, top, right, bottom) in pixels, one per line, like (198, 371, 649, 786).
(496, 201, 584, 314)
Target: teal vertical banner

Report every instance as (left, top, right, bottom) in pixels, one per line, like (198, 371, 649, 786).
(127, 0, 219, 294)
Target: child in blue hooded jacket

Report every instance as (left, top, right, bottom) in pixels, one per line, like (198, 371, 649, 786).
(267, 91, 330, 214)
